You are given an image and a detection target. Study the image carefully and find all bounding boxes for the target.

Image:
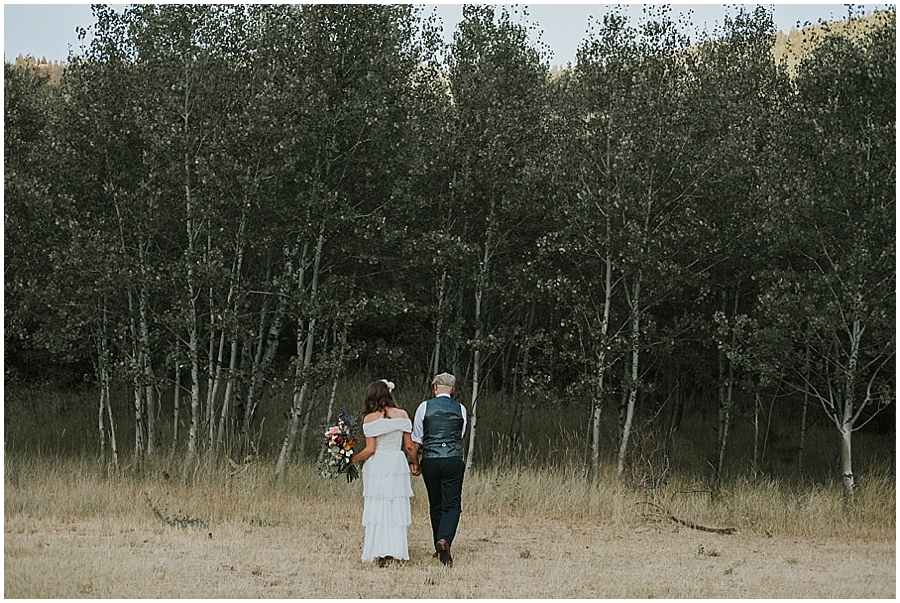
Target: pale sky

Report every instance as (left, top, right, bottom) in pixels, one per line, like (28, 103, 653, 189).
(3, 3, 894, 67)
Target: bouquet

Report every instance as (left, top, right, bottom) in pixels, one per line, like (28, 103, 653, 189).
(317, 409, 360, 483)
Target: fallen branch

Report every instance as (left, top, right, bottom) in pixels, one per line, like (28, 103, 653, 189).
(666, 512, 738, 535)
(640, 497, 738, 535)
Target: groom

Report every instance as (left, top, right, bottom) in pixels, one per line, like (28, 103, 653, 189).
(411, 372, 467, 567)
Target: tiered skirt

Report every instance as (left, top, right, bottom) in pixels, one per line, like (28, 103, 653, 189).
(360, 449, 413, 561)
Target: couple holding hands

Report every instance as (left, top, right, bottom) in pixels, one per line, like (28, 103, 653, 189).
(349, 373, 466, 567)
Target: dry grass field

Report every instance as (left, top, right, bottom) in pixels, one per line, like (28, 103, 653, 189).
(5, 454, 895, 599)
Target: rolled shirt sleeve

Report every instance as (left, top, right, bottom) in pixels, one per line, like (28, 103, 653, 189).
(411, 401, 427, 444)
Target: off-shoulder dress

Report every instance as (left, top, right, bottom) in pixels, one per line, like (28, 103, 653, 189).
(360, 417, 414, 562)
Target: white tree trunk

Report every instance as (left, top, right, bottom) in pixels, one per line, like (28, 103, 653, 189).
(591, 229, 613, 475)
(139, 282, 156, 457)
(299, 386, 319, 458)
(839, 318, 863, 503)
(715, 290, 738, 483)
(616, 277, 640, 479)
(275, 228, 324, 476)
(96, 311, 118, 471)
(215, 339, 239, 453)
(211, 214, 246, 453)
(465, 345, 481, 470)
(132, 385, 144, 460)
(206, 276, 224, 452)
(275, 360, 312, 475)
(206, 321, 230, 453)
(753, 393, 760, 477)
(798, 341, 810, 474)
(465, 241, 490, 470)
(431, 270, 447, 377)
(590, 359, 606, 474)
(237, 255, 289, 459)
(185, 221, 201, 459)
(126, 292, 146, 461)
(104, 383, 119, 472)
(181, 65, 203, 474)
(172, 360, 181, 455)
(186, 288, 201, 459)
(839, 417, 855, 504)
(98, 351, 108, 465)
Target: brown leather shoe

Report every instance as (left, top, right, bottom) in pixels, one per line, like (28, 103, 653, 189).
(435, 539, 452, 566)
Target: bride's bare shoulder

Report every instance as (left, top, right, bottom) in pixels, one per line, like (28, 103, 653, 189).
(389, 408, 409, 419)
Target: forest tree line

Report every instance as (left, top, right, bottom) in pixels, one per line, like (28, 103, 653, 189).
(4, 4, 895, 500)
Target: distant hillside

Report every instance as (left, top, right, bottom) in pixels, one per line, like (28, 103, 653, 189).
(773, 9, 895, 72)
(7, 55, 65, 86)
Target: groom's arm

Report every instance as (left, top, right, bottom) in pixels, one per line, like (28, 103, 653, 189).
(407, 441, 422, 476)
(409, 401, 426, 475)
(403, 432, 421, 476)
(411, 401, 427, 446)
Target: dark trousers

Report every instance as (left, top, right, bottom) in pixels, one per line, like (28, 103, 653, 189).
(420, 456, 465, 547)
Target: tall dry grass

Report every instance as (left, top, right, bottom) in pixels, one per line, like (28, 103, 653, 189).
(5, 450, 895, 598)
(6, 447, 894, 541)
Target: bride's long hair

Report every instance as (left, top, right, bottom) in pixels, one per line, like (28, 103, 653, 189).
(363, 380, 398, 419)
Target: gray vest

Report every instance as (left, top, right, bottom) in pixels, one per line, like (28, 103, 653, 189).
(421, 396, 464, 459)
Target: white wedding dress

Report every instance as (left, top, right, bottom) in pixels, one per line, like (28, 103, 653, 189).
(360, 417, 414, 562)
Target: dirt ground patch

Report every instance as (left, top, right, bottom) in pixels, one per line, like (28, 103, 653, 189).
(5, 511, 894, 598)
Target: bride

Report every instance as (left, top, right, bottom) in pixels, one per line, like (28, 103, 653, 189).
(349, 379, 420, 565)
